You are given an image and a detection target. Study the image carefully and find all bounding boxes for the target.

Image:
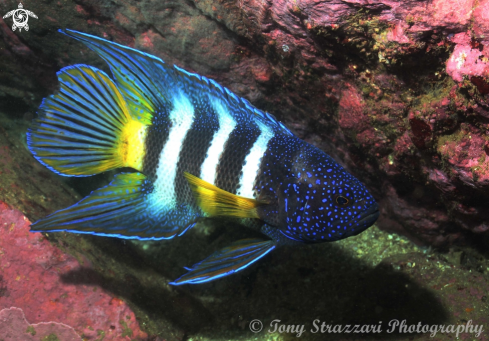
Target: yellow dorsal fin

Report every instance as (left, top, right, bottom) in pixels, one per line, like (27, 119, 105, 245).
(184, 172, 267, 218)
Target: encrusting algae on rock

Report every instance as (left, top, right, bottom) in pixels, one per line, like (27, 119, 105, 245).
(0, 201, 147, 340)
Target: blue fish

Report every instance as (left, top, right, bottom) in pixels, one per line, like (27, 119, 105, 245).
(27, 29, 379, 285)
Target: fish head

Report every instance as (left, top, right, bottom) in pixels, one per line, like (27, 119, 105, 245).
(276, 163, 379, 243)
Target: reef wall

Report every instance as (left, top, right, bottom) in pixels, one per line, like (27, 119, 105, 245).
(1, 0, 489, 248)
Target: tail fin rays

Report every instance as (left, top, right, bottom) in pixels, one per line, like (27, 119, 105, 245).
(27, 65, 147, 176)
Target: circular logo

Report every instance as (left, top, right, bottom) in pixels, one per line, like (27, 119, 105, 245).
(3, 3, 38, 32)
(13, 9, 28, 28)
(249, 319, 263, 333)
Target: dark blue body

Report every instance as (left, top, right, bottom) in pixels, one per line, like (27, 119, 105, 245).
(255, 133, 378, 243)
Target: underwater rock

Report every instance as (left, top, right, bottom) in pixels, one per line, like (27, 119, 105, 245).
(1, 0, 489, 248)
(0, 119, 81, 222)
(1, 1, 489, 339)
(236, 0, 489, 246)
(239, 0, 480, 42)
(0, 201, 148, 340)
(446, 32, 489, 83)
(473, 0, 489, 43)
(0, 307, 82, 341)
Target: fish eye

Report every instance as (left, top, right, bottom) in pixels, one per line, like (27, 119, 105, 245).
(334, 195, 349, 207)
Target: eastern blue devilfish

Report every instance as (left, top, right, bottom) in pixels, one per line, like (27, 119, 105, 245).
(27, 29, 379, 285)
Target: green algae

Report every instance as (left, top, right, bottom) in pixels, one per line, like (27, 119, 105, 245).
(310, 9, 390, 70)
(95, 329, 106, 341)
(41, 334, 60, 341)
(437, 129, 466, 153)
(342, 9, 390, 39)
(415, 79, 455, 108)
(25, 325, 36, 336)
(120, 319, 133, 337)
(478, 153, 486, 164)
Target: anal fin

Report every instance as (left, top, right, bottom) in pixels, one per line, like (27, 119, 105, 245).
(170, 238, 276, 285)
(30, 172, 198, 240)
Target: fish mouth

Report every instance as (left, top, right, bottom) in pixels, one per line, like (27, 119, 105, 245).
(357, 203, 380, 228)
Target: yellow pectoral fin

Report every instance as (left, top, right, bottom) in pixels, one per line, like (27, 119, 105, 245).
(184, 172, 267, 218)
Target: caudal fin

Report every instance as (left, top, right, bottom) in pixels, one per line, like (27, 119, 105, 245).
(27, 65, 148, 177)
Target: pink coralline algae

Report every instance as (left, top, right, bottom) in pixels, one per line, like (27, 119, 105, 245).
(446, 32, 489, 83)
(235, 0, 489, 245)
(338, 84, 368, 131)
(0, 201, 147, 340)
(473, 0, 489, 42)
(0, 307, 81, 341)
(239, 0, 488, 42)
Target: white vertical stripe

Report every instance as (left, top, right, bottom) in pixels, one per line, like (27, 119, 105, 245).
(199, 98, 236, 184)
(150, 93, 194, 208)
(237, 121, 273, 198)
